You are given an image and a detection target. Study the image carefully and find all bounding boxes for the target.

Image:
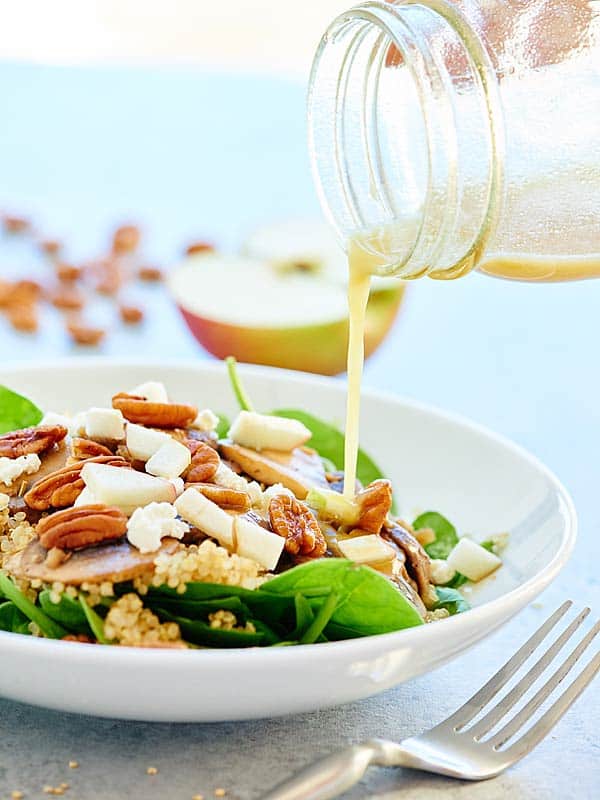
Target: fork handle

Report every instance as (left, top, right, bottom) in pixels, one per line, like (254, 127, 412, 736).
(261, 739, 404, 800)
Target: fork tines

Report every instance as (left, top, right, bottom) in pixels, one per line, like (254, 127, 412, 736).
(445, 601, 600, 755)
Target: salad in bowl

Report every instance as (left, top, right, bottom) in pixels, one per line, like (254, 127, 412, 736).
(0, 359, 505, 650)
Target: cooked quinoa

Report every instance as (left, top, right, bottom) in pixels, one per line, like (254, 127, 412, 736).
(104, 594, 182, 647)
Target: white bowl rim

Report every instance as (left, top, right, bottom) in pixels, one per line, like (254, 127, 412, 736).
(0, 357, 577, 665)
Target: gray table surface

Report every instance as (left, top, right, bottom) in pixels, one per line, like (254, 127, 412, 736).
(0, 64, 598, 800)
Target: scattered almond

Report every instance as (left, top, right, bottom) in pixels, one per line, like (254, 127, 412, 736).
(138, 265, 163, 282)
(119, 304, 144, 324)
(66, 322, 106, 346)
(186, 240, 214, 256)
(39, 238, 62, 255)
(51, 286, 85, 311)
(55, 263, 83, 282)
(113, 224, 140, 254)
(7, 303, 39, 333)
(2, 214, 29, 233)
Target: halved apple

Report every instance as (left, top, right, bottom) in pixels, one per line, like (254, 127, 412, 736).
(169, 220, 404, 375)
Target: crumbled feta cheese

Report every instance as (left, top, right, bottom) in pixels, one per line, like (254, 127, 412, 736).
(213, 462, 250, 493)
(228, 411, 311, 451)
(0, 492, 10, 510)
(190, 408, 219, 432)
(126, 502, 189, 554)
(84, 408, 125, 440)
(429, 559, 456, 585)
(253, 482, 295, 513)
(0, 453, 41, 487)
(129, 381, 169, 403)
(145, 438, 191, 479)
(40, 411, 72, 428)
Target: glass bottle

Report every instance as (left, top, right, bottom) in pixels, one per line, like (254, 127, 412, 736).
(308, 0, 600, 281)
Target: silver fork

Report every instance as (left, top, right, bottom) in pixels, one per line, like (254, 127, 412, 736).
(262, 601, 600, 800)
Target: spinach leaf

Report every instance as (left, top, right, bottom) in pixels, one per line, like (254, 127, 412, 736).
(39, 590, 90, 634)
(444, 572, 469, 589)
(291, 593, 315, 640)
(270, 409, 386, 488)
(156, 608, 265, 647)
(225, 356, 255, 411)
(0, 600, 31, 634)
(413, 511, 459, 560)
(79, 596, 112, 644)
(0, 572, 68, 638)
(262, 559, 423, 636)
(434, 587, 470, 616)
(147, 583, 292, 626)
(299, 592, 339, 645)
(0, 386, 43, 434)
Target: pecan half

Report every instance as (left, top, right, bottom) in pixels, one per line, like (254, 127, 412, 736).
(24, 455, 129, 510)
(112, 393, 197, 428)
(0, 425, 68, 458)
(356, 479, 393, 535)
(187, 483, 250, 512)
(71, 437, 113, 460)
(37, 504, 128, 551)
(269, 494, 326, 557)
(185, 440, 220, 482)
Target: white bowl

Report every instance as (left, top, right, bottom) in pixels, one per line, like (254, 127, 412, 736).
(0, 360, 576, 722)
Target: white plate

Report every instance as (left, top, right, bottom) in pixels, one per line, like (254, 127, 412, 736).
(0, 360, 576, 722)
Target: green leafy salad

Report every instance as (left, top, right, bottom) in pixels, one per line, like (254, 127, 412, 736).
(0, 360, 505, 648)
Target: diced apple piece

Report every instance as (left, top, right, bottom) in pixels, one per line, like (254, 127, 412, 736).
(145, 438, 191, 479)
(175, 488, 234, 549)
(447, 538, 502, 582)
(337, 534, 395, 564)
(169, 477, 185, 497)
(84, 407, 125, 441)
(129, 381, 169, 403)
(81, 462, 176, 512)
(228, 411, 311, 452)
(306, 487, 359, 526)
(73, 486, 98, 507)
(126, 423, 171, 461)
(233, 516, 284, 571)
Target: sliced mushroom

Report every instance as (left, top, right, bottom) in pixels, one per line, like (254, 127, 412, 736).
(382, 522, 438, 609)
(4, 536, 180, 585)
(1, 440, 69, 497)
(218, 442, 328, 499)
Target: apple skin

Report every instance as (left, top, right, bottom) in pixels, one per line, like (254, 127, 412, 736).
(176, 284, 405, 376)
